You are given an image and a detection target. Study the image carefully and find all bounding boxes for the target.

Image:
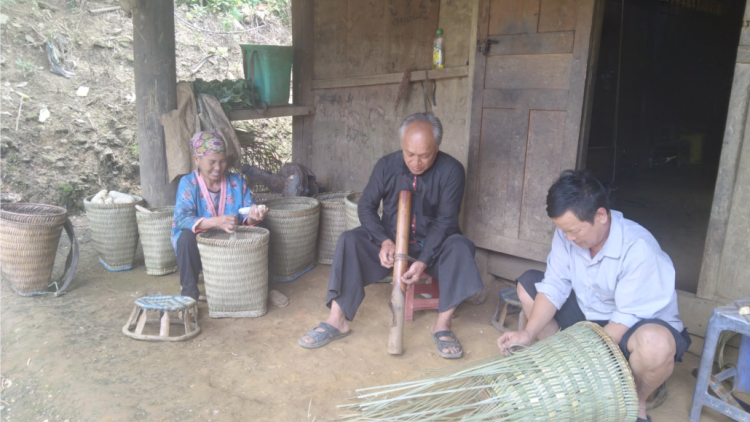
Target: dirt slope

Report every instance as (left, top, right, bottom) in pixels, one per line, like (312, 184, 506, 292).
(0, 0, 291, 212)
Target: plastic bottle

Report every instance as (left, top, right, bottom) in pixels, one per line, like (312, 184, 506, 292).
(433, 29, 444, 70)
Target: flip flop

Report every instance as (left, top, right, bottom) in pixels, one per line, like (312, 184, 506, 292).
(298, 322, 351, 349)
(432, 330, 463, 359)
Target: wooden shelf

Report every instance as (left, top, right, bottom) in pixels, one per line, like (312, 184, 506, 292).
(228, 105, 315, 121)
(311, 66, 470, 90)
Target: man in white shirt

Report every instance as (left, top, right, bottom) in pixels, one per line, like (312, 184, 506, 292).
(497, 170, 691, 422)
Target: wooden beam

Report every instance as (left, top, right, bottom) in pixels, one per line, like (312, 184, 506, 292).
(132, 0, 178, 206)
(228, 106, 315, 121)
(311, 66, 470, 90)
(697, 0, 750, 300)
(291, 0, 314, 167)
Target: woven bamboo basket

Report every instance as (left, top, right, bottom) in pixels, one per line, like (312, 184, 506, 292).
(196, 227, 270, 318)
(253, 192, 283, 204)
(84, 195, 144, 271)
(0, 204, 68, 295)
(263, 197, 320, 282)
(136, 206, 177, 276)
(344, 192, 362, 231)
(343, 322, 639, 421)
(313, 191, 351, 265)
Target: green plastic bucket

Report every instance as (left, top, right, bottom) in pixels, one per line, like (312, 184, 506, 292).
(241, 45, 293, 106)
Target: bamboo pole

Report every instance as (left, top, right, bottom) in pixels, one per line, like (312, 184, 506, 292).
(388, 190, 412, 355)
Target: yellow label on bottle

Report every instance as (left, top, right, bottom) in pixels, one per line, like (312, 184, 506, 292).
(433, 47, 444, 70)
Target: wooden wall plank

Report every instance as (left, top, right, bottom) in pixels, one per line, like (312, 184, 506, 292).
(538, 0, 577, 33)
(473, 230, 551, 262)
(439, 0, 473, 67)
(519, 110, 566, 243)
(488, 0, 541, 35)
(477, 108, 523, 238)
(484, 54, 572, 90)
(313, 0, 348, 80)
(489, 31, 574, 55)
(464, 0, 493, 241)
(347, 0, 386, 77)
(482, 88, 568, 109)
(385, 0, 441, 72)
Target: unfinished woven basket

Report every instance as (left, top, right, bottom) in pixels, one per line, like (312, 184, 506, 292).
(84, 195, 144, 271)
(264, 197, 320, 282)
(342, 322, 639, 421)
(344, 192, 362, 231)
(253, 192, 282, 204)
(136, 206, 177, 276)
(314, 191, 351, 265)
(0, 204, 68, 295)
(196, 227, 270, 318)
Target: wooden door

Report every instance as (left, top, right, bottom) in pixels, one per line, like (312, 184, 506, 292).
(465, 0, 600, 262)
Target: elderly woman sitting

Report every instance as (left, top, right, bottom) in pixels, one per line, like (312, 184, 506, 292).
(171, 131, 268, 300)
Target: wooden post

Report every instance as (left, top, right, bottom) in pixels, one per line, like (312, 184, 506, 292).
(291, 0, 314, 167)
(132, 0, 178, 206)
(388, 191, 412, 355)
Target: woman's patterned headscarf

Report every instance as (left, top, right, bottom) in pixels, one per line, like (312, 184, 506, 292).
(191, 131, 226, 156)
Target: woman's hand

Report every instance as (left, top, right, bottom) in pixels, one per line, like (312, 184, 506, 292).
(212, 215, 239, 233)
(244, 204, 269, 225)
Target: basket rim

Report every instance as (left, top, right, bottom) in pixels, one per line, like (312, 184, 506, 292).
(1, 202, 68, 225)
(84, 194, 144, 209)
(136, 206, 175, 219)
(344, 192, 363, 208)
(265, 197, 320, 216)
(196, 226, 270, 247)
(0, 217, 67, 228)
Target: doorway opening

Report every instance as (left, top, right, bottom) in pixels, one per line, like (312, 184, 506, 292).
(584, 0, 745, 293)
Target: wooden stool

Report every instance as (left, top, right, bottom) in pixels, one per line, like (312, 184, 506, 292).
(491, 287, 525, 332)
(122, 295, 201, 342)
(404, 276, 440, 322)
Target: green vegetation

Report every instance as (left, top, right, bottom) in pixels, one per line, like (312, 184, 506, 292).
(177, 0, 289, 19)
(193, 78, 263, 114)
(130, 144, 138, 158)
(57, 183, 75, 208)
(15, 59, 36, 77)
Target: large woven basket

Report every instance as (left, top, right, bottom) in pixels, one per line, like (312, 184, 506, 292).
(136, 206, 177, 276)
(84, 195, 144, 271)
(253, 192, 283, 204)
(264, 197, 320, 282)
(313, 191, 351, 265)
(196, 227, 270, 318)
(0, 204, 69, 295)
(344, 321, 639, 421)
(344, 192, 362, 231)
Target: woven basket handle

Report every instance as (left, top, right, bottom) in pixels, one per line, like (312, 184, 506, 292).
(55, 218, 79, 294)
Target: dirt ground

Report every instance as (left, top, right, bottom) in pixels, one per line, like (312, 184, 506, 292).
(0, 217, 741, 422)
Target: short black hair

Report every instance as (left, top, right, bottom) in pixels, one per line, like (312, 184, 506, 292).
(546, 170, 610, 224)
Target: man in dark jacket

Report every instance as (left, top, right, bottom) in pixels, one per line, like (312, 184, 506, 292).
(298, 113, 484, 358)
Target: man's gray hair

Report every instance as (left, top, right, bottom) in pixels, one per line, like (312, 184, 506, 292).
(399, 113, 443, 146)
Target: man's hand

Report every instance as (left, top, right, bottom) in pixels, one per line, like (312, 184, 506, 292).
(379, 239, 396, 268)
(211, 215, 238, 233)
(401, 261, 427, 285)
(497, 330, 535, 356)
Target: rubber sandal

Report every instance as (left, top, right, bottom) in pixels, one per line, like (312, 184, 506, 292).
(432, 330, 463, 359)
(298, 322, 351, 349)
(636, 416, 652, 422)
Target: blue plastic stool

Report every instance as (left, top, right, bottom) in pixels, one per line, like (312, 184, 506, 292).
(491, 287, 525, 333)
(690, 298, 750, 421)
